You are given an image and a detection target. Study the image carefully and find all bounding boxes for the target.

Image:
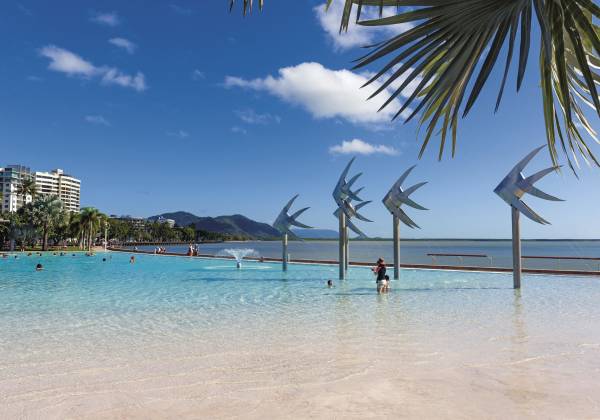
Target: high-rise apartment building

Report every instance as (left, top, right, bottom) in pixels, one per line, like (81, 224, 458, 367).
(0, 165, 81, 213)
(34, 169, 81, 212)
(0, 165, 33, 212)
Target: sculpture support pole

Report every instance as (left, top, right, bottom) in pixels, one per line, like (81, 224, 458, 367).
(345, 226, 349, 272)
(511, 206, 521, 289)
(339, 212, 346, 280)
(393, 215, 400, 280)
(282, 233, 288, 272)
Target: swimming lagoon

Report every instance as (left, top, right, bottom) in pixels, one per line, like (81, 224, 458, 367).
(1, 252, 600, 418)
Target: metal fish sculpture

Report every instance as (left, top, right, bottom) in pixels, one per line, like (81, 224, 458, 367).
(383, 165, 428, 229)
(494, 145, 563, 225)
(273, 194, 312, 239)
(332, 157, 371, 221)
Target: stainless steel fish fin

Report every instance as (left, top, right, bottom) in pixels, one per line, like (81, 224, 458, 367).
(522, 166, 560, 191)
(527, 186, 563, 202)
(506, 145, 546, 179)
(512, 200, 550, 225)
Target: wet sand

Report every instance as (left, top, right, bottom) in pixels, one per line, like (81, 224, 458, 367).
(2, 298, 600, 419)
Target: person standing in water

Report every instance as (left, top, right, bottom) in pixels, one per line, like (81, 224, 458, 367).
(373, 258, 387, 294)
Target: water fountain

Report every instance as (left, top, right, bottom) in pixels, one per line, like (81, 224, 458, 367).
(218, 248, 258, 269)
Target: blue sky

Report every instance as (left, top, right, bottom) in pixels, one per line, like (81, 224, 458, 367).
(1, 0, 600, 238)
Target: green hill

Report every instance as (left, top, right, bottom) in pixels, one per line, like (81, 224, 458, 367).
(148, 212, 280, 239)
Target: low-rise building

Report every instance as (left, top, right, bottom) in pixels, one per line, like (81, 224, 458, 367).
(156, 216, 176, 228)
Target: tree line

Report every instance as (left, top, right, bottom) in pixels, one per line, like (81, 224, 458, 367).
(0, 184, 251, 250)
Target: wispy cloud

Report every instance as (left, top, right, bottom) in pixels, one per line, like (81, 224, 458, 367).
(170, 4, 193, 15)
(231, 126, 247, 135)
(167, 130, 190, 139)
(26, 75, 43, 82)
(109, 37, 136, 54)
(85, 115, 111, 126)
(192, 69, 205, 81)
(329, 139, 399, 156)
(314, 0, 414, 51)
(91, 11, 120, 27)
(225, 62, 411, 128)
(235, 109, 281, 125)
(17, 3, 32, 16)
(39, 45, 147, 92)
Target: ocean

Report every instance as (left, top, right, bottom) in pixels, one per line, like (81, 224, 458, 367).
(130, 239, 600, 272)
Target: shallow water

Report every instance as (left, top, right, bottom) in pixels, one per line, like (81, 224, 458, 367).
(1, 252, 600, 418)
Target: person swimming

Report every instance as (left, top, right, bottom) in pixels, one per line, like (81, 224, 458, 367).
(327, 279, 333, 288)
(130, 256, 135, 264)
(35, 263, 43, 271)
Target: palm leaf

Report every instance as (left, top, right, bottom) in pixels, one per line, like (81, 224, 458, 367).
(342, 0, 600, 169)
(229, 0, 264, 15)
(231, 0, 600, 170)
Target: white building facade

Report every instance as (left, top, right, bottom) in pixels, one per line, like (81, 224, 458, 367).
(0, 165, 33, 213)
(34, 169, 81, 212)
(0, 165, 81, 213)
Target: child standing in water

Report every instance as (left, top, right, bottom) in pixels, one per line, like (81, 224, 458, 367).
(373, 258, 387, 294)
(383, 275, 390, 293)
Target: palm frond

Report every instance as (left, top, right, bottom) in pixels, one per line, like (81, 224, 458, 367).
(229, 0, 264, 15)
(230, 0, 600, 169)
(335, 0, 600, 169)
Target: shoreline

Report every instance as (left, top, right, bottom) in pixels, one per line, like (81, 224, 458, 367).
(108, 247, 600, 278)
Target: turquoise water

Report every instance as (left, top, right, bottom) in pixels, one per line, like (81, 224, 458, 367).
(2, 252, 600, 418)
(2, 251, 600, 354)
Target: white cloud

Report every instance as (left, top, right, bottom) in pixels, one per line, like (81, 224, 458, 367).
(231, 126, 247, 135)
(39, 45, 147, 92)
(192, 69, 205, 80)
(329, 138, 398, 156)
(85, 115, 111, 126)
(109, 37, 136, 54)
(17, 3, 32, 16)
(225, 62, 409, 127)
(315, 0, 414, 51)
(27, 75, 43, 82)
(91, 11, 120, 27)
(167, 130, 190, 139)
(101, 68, 146, 91)
(235, 109, 281, 125)
(39, 45, 96, 77)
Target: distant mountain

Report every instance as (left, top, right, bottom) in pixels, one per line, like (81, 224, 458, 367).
(292, 228, 339, 239)
(148, 212, 280, 239)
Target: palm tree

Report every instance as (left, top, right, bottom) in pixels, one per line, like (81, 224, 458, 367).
(231, 0, 600, 170)
(68, 212, 84, 249)
(24, 196, 64, 250)
(79, 208, 106, 251)
(17, 177, 37, 206)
